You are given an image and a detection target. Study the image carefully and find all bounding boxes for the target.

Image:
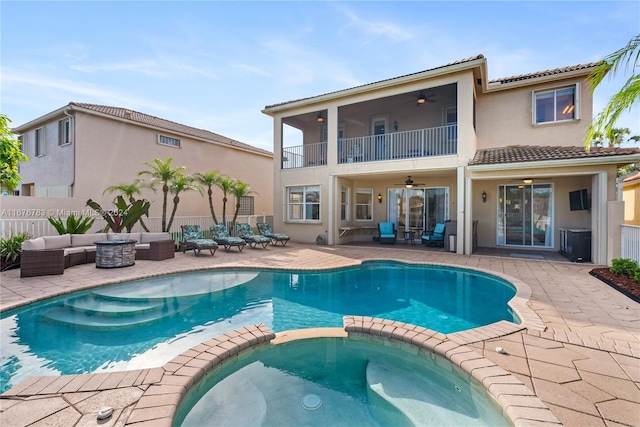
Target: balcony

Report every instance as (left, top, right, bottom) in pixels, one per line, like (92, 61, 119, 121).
(281, 125, 457, 169)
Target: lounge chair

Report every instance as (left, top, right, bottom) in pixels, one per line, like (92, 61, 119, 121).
(257, 222, 290, 246)
(179, 225, 218, 256)
(377, 222, 397, 244)
(235, 223, 271, 249)
(422, 223, 446, 247)
(210, 224, 246, 252)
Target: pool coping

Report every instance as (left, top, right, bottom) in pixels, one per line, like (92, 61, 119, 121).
(0, 319, 561, 426)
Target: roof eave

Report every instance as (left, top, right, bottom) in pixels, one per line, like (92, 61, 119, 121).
(263, 57, 487, 115)
(11, 104, 72, 133)
(468, 154, 640, 171)
(485, 66, 599, 92)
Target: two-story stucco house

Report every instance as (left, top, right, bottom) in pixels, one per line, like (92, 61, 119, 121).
(11, 103, 273, 218)
(262, 55, 640, 265)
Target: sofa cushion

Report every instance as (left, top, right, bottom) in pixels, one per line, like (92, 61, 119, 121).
(107, 232, 141, 242)
(140, 232, 171, 243)
(22, 237, 45, 251)
(65, 246, 88, 256)
(71, 233, 106, 247)
(43, 234, 72, 249)
(135, 243, 150, 250)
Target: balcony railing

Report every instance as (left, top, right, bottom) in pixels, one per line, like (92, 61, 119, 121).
(281, 125, 457, 169)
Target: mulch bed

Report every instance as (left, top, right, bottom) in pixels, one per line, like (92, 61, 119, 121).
(589, 268, 640, 304)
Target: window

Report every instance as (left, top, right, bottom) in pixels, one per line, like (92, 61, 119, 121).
(534, 85, 578, 124)
(237, 196, 254, 215)
(355, 189, 373, 221)
(288, 186, 320, 221)
(58, 118, 70, 146)
(158, 134, 181, 147)
(340, 187, 350, 221)
(35, 128, 44, 157)
(17, 135, 23, 153)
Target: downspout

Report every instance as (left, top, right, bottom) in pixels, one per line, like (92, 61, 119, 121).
(63, 107, 75, 197)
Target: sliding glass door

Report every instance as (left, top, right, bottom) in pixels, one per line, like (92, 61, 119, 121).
(388, 187, 448, 233)
(497, 184, 553, 247)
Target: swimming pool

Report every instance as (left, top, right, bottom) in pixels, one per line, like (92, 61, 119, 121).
(175, 337, 511, 426)
(0, 261, 519, 393)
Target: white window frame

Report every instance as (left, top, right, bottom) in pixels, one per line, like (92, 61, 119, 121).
(287, 185, 321, 222)
(532, 84, 580, 125)
(340, 186, 350, 221)
(158, 134, 181, 148)
(58, 118, 71, 146)
(355, 188, 373, 221)
(35, 128, 45, 157)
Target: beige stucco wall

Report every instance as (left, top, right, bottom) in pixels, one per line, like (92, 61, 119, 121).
(476, 76, 593, 149)
(16, 111, 274, 219)
(622, 181, 640, 225)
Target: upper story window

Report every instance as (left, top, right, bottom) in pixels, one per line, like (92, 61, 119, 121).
(287, 186, 320, 222)
(17, 135, 23, 153)
(158, 134, 181, 148)
(533, 85, 579, 124)
(355, 188, 373, 221)
(58, 118, 71, 146)
(35, 128, 45, 157)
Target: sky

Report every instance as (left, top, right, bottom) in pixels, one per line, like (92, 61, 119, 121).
(1, 1, 639, 152)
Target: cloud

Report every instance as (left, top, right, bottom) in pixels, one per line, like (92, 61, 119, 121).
(70, 60, 165, 77)
(337, 5, 416, 42)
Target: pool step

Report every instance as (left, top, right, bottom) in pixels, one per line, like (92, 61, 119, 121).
(365, 359, 469, 426)
(42, 295, 195, 330)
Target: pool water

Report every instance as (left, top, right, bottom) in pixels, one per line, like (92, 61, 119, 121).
(176, 338, 510, 426)
(0, 261, 518, 393)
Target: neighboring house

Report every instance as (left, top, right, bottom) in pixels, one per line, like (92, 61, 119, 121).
(11, 103, 273, 218)
(262, 54, 640, 264)
(622, 172, 640, 225)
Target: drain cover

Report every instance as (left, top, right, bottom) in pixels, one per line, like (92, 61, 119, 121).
(301, 393, 322, 410)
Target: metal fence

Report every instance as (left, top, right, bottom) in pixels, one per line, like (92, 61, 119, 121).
(621, 224, 640, 263)
(0, 215, 274, 242)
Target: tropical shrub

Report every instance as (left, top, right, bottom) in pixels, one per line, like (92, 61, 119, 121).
(609, 258, 639, 276)
(86, 196, 151, 233)
(47, 214, 95, 234)
(0, 232, 30, 269)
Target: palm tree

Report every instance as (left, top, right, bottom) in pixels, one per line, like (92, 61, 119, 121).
(138, 157, 186, 232)
(166, 175, 202, 233)
(216, 176, 236, 227)
(230, 180, 258, 230)
(586, 34, 640, 149)
(103, 179, 155, 231)
(194, 170, 222, 225)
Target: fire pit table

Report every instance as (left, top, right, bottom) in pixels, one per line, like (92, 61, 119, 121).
(94, 239, 137, 268)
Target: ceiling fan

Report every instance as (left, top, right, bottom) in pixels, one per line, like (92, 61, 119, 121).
(394, 176, 426, 188)
(414, 90, 435, 106)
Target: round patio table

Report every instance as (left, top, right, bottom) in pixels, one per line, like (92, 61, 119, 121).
(94, 239, 137, 268)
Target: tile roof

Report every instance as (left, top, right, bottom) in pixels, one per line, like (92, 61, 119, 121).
(264, 55, 485, 109)
(623, 171, 640, 183)
(70, 102, 272, 156)
(488, 62, 600, 85)
(469, 145, 640, 166)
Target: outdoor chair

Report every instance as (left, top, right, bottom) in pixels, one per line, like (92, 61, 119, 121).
(257, 222, 290, 246)
(179, 225, 218, 256)
(210, 224, 246, 252)
(235, 223, 271, 249)
(377, 222, 397, 244)
(422, 223, 446, 247)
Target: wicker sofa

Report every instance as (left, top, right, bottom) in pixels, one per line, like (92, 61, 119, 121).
(20, 232, 175, 277)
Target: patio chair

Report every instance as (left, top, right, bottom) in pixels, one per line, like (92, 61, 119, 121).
(377, 222, 397, 244)
(235, 223, 271, 249)
(210, 224, 246, 252)
(257, 222, 290, 246)
(179, 225, 218, 256)
(422, 223, 446, 247)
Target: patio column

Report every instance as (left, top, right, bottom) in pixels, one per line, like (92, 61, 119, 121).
(457, 166, 466, 255)
(327, 106, 338, 166)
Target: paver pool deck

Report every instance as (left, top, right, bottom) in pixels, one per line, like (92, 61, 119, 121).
(0, 244, 638, 426)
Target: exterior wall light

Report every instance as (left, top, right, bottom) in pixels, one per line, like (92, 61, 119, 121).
(482, 190, 487, 203)
(316, 112, 325, 122)
(377, 193, 383, 203)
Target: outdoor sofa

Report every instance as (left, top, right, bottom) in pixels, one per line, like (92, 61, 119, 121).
(20, 232, 175, 277)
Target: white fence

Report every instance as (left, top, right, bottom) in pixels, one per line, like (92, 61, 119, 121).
(0, 215, 273, 241)
(621, 224, 640, 263)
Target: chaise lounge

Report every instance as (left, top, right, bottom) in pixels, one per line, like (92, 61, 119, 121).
(210, 224, 246, 252)
(179, 225, 218, 256)
(256, 222, 290, 246)
(236, 223, 271, 249)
